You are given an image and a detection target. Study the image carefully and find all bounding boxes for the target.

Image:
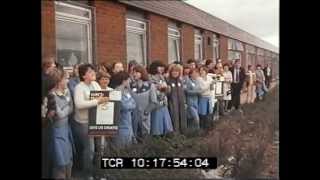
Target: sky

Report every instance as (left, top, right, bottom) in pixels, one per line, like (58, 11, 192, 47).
(185, 0, 279, 48)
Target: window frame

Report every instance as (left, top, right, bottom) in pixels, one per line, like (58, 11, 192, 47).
(168, 27, 181, 63)
(194, 33, 203, 61)
(212, 34, 220, 62)
(126, 18, 147, 66)
(55, 1, 93, 70)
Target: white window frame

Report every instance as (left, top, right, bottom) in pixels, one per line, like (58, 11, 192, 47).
(168, 27, 181, 63)
(126, 18, 147, 66)
(194, 34, 203, 61)
(55, 1, 93, 70)
(212, 34, 219, 62)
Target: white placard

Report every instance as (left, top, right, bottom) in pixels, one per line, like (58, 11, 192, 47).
(96, 102, 114, 125)
(109, 90, 121, 101)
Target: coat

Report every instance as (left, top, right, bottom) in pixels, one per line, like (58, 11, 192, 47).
(184, 77, 202, 129)
(230, 67, 246, 87)
(49, 89, 75, 167)
(167, 77, 187, 134)
(130, 80, 158, 137)
(149, 74, 173, 135)
(113, 88, 136, 148)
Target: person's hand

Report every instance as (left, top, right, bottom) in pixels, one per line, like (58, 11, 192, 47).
(97, 96, 109, 104)
(47, 110, 55, 118)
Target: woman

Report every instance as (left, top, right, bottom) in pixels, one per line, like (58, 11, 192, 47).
(246, 65, 256, 104)
(222, 64, 233, 112)
(255, 64, 266, 101)
(112, 71, 137, 148)
(167, 64, 187, 134)
(185, 68, 202, 130)
(95, 71, 113, 156)
(148, 60, 174, 136)
(198, 66, 214, 129)
(130, 65, 158, 140)
(128, 60, 138, 82)
(48, 69, 75, 179)
(205, 59, 215, 74)
(73, 64, 108, 178)
(182, 65, 191, 89)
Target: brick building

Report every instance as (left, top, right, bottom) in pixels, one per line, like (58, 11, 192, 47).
(42, 0, 279, 79)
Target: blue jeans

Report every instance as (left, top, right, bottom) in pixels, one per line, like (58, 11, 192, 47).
(70, 120, 94, 176)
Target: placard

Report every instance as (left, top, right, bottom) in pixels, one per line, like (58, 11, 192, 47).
(88, 90, 121, 136)
(214, 81, 224, 97)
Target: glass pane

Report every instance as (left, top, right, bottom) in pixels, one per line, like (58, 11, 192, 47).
(195, 42, 200, 60)
(127, 19, 145, 29)
(56, 3, 90, 19)
(127, 32, 144, 65)
(168, 39, 179, 63)
(168, 29, 180, 36)
(56, 20, 89, 67)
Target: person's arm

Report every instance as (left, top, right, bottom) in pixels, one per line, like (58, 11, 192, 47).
(74, 85, 98, 110)
(144, 83, 159, 113)
(185, 80, 202, 95)
(54, 96, 72, 120)
(199, 78, 210, 93)
(121, 93, 136, 111)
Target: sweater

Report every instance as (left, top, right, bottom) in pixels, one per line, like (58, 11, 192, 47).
(73, 81, 101, 124)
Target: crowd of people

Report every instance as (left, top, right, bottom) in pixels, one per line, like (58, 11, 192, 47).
(41, 57, 272, 179)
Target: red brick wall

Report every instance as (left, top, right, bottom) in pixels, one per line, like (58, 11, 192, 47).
(181, 24, 194, 63)
(41, 0, 55, 60)
(219, 35, 229, 65)
(203, 30, 213, 60)
(148, 14, 168, 64)
(92, 0, 126, 66)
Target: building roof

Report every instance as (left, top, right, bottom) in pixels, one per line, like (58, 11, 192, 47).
(119, 0, 278, 54)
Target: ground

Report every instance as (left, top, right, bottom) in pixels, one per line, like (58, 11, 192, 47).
(73, 83, 279, 180)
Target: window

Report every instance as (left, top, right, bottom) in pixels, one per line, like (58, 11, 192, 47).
(212, 34, 220, 63)
(228, 38, 242, 63)
(168, 26, 180, 64)
(194, 30, 203, 61)
(228, 51, 241, 61)
(126, 18, 147, 66)
(55, 2, 92, 69)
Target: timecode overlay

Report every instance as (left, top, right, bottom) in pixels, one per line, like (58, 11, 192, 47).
(101, 157, 217, 169)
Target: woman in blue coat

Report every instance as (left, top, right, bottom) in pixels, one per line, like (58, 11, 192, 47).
(184, 68, 202, 130)
(112, 71, 137, 148)
(130, 65, 158, 140)
(47, 69, 75, 179)
(148, 61, 173, 136)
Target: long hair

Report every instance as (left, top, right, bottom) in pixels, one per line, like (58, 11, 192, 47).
(133, 65, 149, 81)
(148, 60, 166, 75)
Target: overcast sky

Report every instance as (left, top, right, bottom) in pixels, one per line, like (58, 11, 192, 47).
(185, 0, 279, 48)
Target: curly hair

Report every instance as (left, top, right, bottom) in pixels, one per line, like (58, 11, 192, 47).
(148, 60, 166, 75)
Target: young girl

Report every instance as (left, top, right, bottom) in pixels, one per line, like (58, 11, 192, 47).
(112, 71, 137, 148)
(246, 65, 256, 104)
(255, 64, 266, 101)
(198, 66, 214, 129)
(48, 69, 75, 179)
(185, 68, 202, 130)
(167, 64, 187, 134)
(130, 65, 158, 140)
(148, 61, 174, 136)
(222, 64, 233, 112)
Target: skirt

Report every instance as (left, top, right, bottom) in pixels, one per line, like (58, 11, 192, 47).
(198, 96, 213, 116)
(151, 106, 173, 135)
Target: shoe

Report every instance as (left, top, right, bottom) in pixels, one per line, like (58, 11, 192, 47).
(238, 109, 243, 113)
